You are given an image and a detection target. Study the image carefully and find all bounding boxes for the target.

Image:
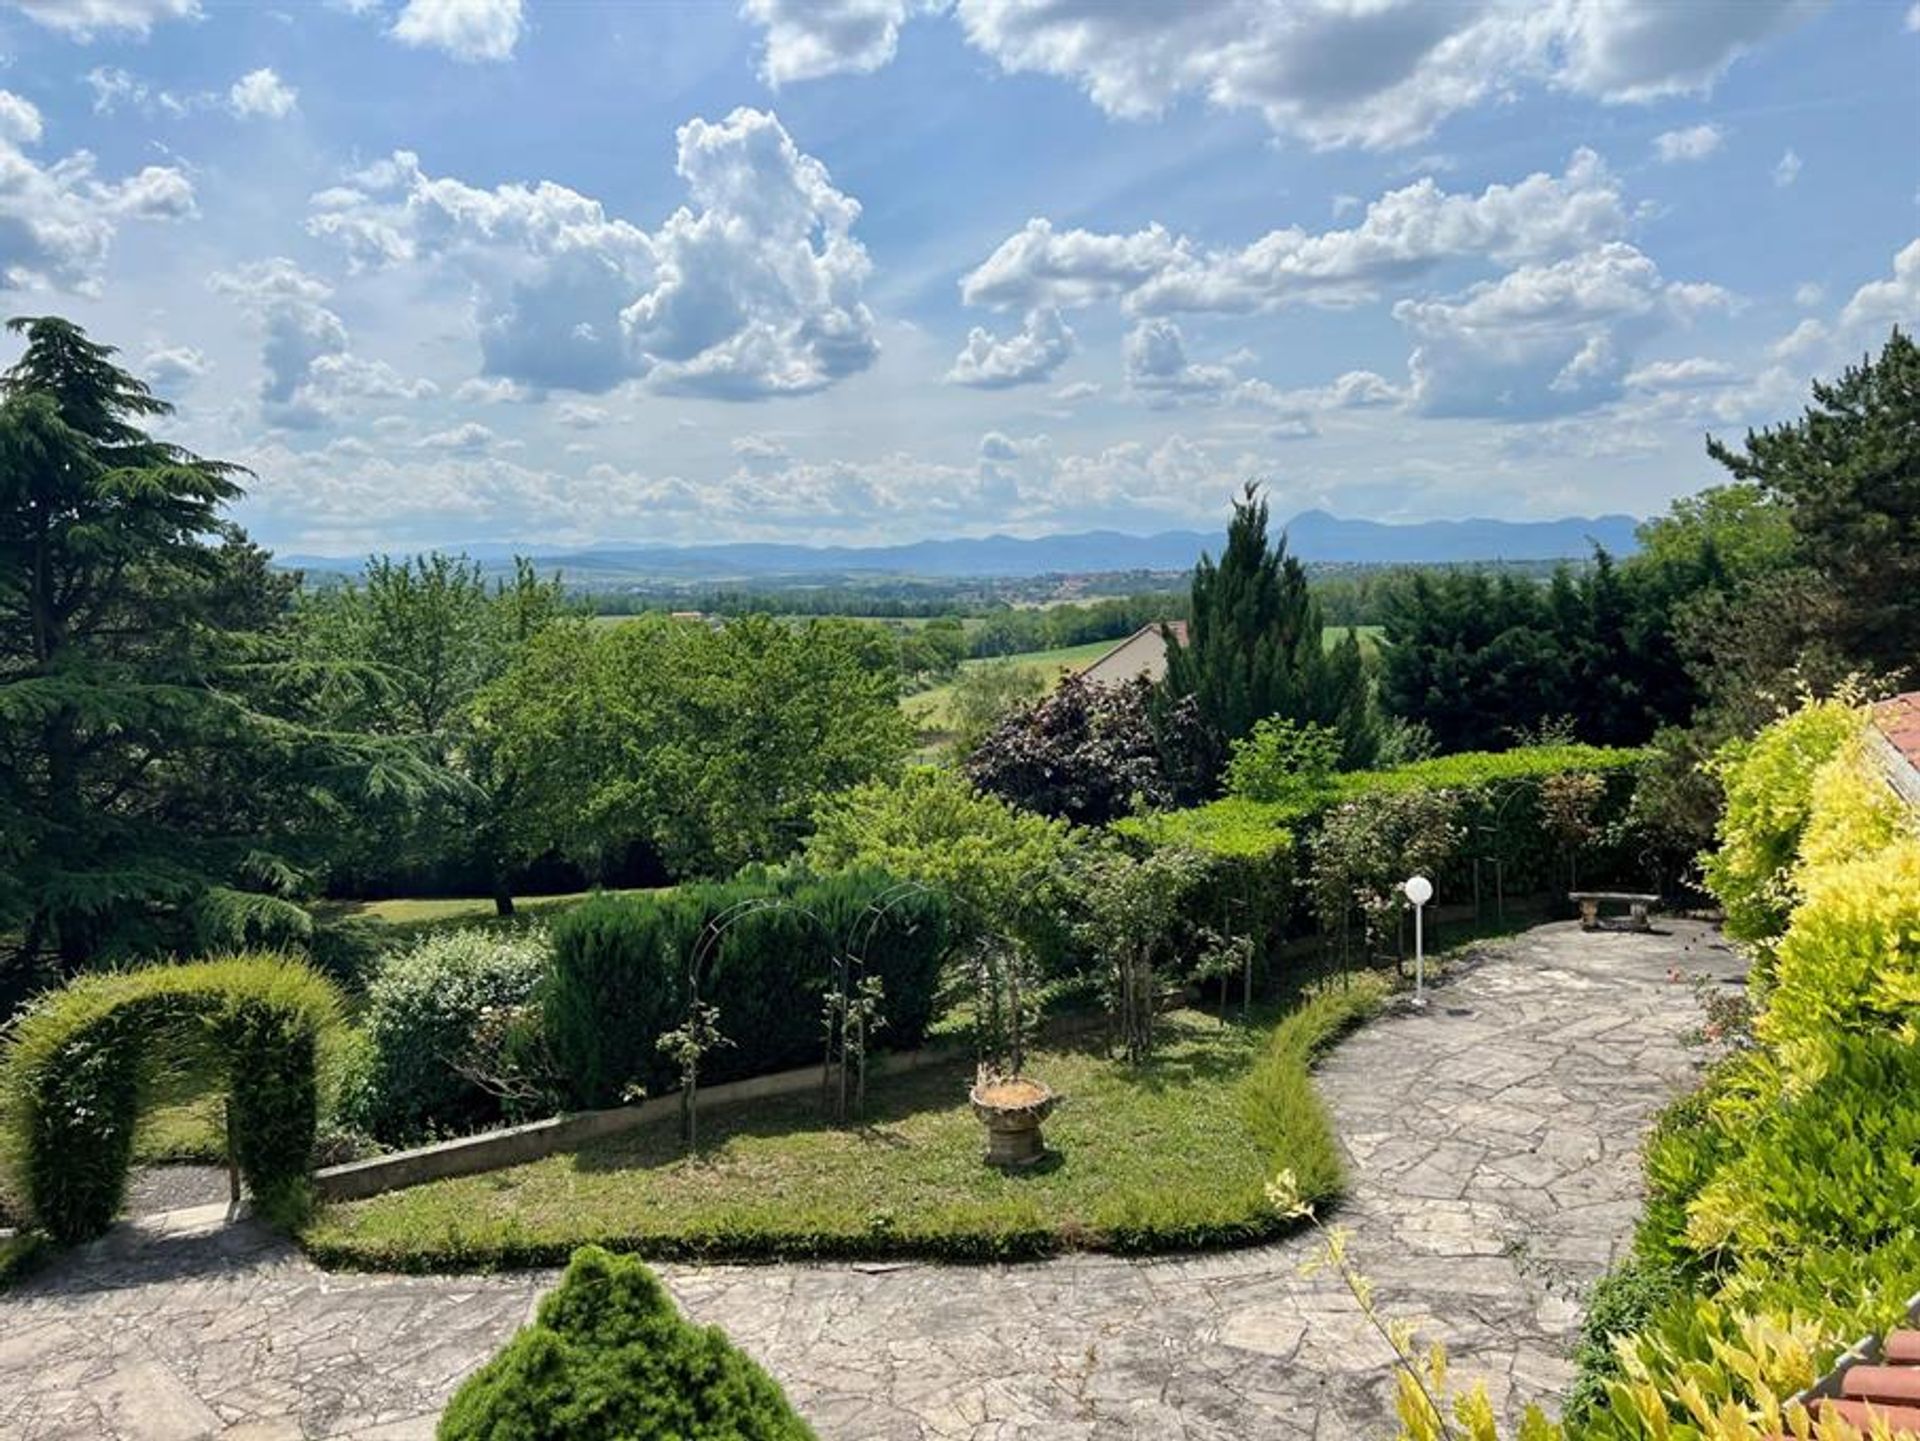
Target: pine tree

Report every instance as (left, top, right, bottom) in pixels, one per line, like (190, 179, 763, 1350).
(1707, 326, 1920, 678)
(0, 316, 448, 998)
(1159, 483, 1373, 781)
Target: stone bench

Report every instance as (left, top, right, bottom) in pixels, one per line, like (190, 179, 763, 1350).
(1569, 891, 1659, 931)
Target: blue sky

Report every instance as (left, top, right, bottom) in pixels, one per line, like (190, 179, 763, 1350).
(1, 0, 1916, 552)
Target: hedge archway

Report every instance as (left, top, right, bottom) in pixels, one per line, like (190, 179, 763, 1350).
(1, 955, 343, 1244)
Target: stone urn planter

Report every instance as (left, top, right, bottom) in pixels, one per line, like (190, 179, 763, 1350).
(968, 1076, 1057, 1169)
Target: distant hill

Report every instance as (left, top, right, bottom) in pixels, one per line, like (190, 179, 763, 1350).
(280, 510, 1642, 580)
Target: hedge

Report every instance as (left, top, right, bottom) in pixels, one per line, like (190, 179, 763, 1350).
(0, 955, 344, 1243)
(548, 869, 950, 1109)
(439, 1245, 815, 1441)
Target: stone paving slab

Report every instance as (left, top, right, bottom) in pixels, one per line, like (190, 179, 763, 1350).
(0, 919, 1743, 1440)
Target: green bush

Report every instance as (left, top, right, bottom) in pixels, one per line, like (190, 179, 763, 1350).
(341, 926, 554, 1144)
(439, 1245, 815, 1441)
(0, 955, 343, 1243)
(1561, 1257, 1690, 1427)
(548, 872, 950, 1109)
(1701, 699, 1860, 944)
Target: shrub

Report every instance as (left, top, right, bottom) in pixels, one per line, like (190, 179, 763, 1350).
(0, 955, 343, 1243)
(1560, 1257, 1690, 1427)
(1224, 718, 1343, 806)
(343, 926, 555, 1143)
(1701, 699, 1860, 944)
(1758, 839, 1920, 1078)
(547, 872, 951, 1109)
(806, 766, 1082, 967)
(439, 1245, 815, 1441)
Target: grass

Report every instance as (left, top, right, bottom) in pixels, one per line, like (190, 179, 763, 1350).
(313, 887, 658, 928)
(301, 976, 1389, 1271)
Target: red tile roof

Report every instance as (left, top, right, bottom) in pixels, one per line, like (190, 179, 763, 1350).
(1775, 1326, 1920, 1439)
(1874, 692, 1920, 773)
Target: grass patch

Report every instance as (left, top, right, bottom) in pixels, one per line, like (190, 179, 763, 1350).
(313, 888, 659, 928)
(302, 977, 1388, 1272)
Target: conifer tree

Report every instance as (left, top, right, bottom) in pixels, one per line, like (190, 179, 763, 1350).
(0, 316, 448, 997)
(1159, 483, 1373, 781)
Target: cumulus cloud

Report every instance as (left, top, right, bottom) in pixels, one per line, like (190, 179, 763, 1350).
(1394, 242, 1733, 419)
(1838, 237, 1920, 333)
(391, 0, 524, 62)
(942, 0, 1822, 149)
(1123, 318, 1238, 400)
(307, 108, 879, 399)
(142, 345, 208, 387)
(745, 0, 917, 84)
(1653, 123, 1724, 163)
(0, 93, 196, 292)
(10, 0, 200, 40)
(963, 151, 1631, 314)
(1773, 148, 1803, 188)
(418, 421, 496, 451)
(1623, 356, 1737, 389)
(946, 306, 1074, 387)
(211, 258, 435, 428)
(229, 68, 298, 119)
(1052, 380, 1101, 402)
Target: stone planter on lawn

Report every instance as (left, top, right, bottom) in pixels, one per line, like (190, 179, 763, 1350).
(968, 1076, 1057, 1169)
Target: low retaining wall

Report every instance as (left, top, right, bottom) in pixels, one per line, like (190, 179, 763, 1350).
(314, 1040, 968, 1203)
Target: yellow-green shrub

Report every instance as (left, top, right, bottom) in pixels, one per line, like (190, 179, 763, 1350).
(1758, 839, 1920, 1078)
(1701, 700, 1861, 946)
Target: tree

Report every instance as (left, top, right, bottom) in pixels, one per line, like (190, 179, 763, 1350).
(297, 554, 567, 912)
(476, 613, 911, 878)
(966, 672, 1197, 825)
(943, 657, 1044, 757)
(1160, 483, 1374, 780)
(1707, 327, 1920, 679)
(0, 317, 446, 997)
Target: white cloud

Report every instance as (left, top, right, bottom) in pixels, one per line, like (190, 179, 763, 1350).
(142, 345, 208, 387)
(0, 92, 42, 146)
(963, 151, 1631, 315)
(1908, 2, 1920, 31)
(946, 0, 1822, 150)
(211, 258, 434, 428)
(229, 68, 298, 119)
(1773, 148, 1803, 188)
(946, 306, 1074, 387)
(1123, 317, 1237, 400)
(454, 376, 533, 403)
(0, 94, 196, 292)
(10, 0, 200, 40)
(745, 0, 916, 84)
(1794, 280, 1825, 307)
(1623, 356, 1736, 389)
(308, 108, 879, 399)
(1052, 380, 1100, 402)
(391, 0, 524, 62)
(1394, 242, 1733, 419)
(85, 68, 150, 115)
(555, 401, 607, 429)
(1653, 123, 1724, 163)
(1838, 237, 1920, 333)
(418, 421, 496, 451)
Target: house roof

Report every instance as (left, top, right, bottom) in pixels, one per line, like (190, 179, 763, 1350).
(1779, 1318, 1920, 1438)
(1871, 691, 1920, 813)
(1076, 622, 1187, 687)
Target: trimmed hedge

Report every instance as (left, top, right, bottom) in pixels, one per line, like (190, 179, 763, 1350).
(440, 1245, 815, 1441)
(549, 869, 950, 1109)
(0, 955, 343, 1243)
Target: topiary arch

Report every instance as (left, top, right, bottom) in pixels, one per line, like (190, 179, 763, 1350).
(1, 955, 343, 1244)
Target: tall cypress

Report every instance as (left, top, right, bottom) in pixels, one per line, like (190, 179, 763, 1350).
(1159, 483, 1372, 782)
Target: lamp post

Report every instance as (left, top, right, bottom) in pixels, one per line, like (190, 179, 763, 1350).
(1403, 874, 1433, 1008)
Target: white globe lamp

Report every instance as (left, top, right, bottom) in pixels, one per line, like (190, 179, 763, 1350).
(1403, 875, 1434, 1006)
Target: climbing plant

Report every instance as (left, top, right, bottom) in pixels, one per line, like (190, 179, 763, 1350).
(0, 955, 343, 1243)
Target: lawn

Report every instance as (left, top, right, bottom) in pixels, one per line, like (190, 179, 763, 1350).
(313, 887, 658, 927)
(302, 977, 1387, 1271)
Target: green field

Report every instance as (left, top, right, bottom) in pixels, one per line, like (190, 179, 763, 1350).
(312, 888, 657, 928)
(905, 627, 1382, 736)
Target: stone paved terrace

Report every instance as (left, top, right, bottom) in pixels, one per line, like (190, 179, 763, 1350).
(0, 919, 1745, 1440)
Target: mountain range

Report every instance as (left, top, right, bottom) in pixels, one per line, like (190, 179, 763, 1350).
(280, 509, 1643, 580)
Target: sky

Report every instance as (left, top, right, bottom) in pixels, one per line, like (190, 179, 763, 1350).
(0, 0, 1916, 553)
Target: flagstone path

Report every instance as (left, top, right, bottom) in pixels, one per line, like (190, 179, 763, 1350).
(0, 919, 1744, 1440)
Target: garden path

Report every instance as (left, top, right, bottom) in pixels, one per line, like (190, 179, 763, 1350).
(0, 919, 1743, 1441)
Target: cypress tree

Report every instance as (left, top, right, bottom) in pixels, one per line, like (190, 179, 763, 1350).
(1159, 483, 1373, 782)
